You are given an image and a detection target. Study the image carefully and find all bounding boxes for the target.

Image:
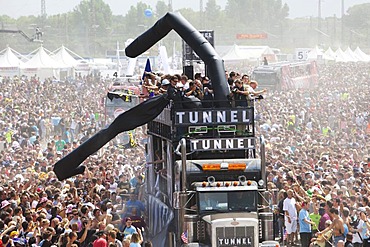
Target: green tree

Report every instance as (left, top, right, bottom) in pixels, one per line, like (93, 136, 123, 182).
(177, 8, 200, 29)
(204, 0, 223, 29)
(155, 1, 170, 19)
(342, 3, 370, 47)
(71, 0, 112, 34)
(225, 0, 288, 29)
(111, 15, 129, 46)
(343, 3, 370, 30)
(71, 0, 113, 56)
(124, 2, 153, 37)
(0, 15, 17, 27)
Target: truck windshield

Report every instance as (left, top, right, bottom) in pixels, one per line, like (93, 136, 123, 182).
(198, 190, 257, 213)
(252, 72, 277, 88)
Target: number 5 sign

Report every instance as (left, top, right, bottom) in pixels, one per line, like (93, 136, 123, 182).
(295, 48, 310, 61)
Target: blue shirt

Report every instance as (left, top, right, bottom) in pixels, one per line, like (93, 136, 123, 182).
(361, 221, 368, 239)
(124, 200, 145, 217)
(299, 208, 311, 233)
(123, 225, 137, 237)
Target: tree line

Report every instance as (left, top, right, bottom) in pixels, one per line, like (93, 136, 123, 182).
(0, 0, 369, 57)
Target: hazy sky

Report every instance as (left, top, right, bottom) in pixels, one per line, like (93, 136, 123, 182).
(0, 0, 369, 19)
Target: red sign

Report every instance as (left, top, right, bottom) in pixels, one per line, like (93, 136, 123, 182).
(236, 33, 267, 39)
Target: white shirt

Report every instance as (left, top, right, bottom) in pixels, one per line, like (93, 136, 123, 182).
(353, 219, 364, 244)
(283, 197, 297, 221)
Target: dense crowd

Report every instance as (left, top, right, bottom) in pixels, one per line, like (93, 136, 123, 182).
(258, 63, 370, 247)
(0, 62, 368, 247)
(0, 74, 150, 247)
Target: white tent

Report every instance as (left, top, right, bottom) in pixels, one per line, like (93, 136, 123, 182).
(222, 44, 247, 61)
(307, 46, 323, 60)
(22, 46, 64, 80)
(239, 46, 277, 62)
(334, 47, 351, 63)
(52, 45, 78, 67)
(0, 47, 26, 77)
(222, 45, 277, 63)
(215, 45, 232, 57)
(344, 47, 359, 62)
(323, 47, 336, 61)
(354, 47, 370, 62)
(52, 45, 81, 79)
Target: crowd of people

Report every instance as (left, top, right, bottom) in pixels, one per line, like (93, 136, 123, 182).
(0, 74, 151, 247)
(259, 63, 369, 247)
(0, 61, 368, 247)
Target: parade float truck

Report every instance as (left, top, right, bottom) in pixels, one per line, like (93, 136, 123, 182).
(251, 60, 319, 91)
(51, 12, 279, 246)
(115, 11, 280, 247)
(145, 100, 279, 247)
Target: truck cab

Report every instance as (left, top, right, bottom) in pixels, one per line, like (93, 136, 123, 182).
(195, 180, 260, 247)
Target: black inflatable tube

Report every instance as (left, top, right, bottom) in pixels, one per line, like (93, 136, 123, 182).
(126, 12, 230, 106)
(53, 13, 229, 181)
(53, 94, 169, 180)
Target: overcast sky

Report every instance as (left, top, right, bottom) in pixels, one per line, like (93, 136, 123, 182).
(0, 0, 369, 19)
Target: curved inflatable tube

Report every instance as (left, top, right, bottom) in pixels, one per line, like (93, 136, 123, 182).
(181, 96, 202, 109)
(126, 12, 229, 106)
(53, 94, 169, 180)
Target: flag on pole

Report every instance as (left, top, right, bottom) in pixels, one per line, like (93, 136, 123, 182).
(116, 41, 122, 77)
(141, 58, 152, 84)
(181, 230, 189, 244)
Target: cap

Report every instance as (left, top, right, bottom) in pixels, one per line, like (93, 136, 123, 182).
(306, 190, 313, 198)
(161, 79, 170, 86)
(10, 231, 19, 238)
(1, 200, 10, 209)
(125, 217, 132, 222)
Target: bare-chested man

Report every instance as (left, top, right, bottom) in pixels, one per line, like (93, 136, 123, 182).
(320, 207, 346, 247)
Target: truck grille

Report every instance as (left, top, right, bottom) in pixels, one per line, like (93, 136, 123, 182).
(216, 226, 254, 247)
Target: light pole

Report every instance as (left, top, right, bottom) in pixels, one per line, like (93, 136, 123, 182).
(318, 0, 322, 45)
(92, 24, 99, 57)
(341, 0, 344, 45)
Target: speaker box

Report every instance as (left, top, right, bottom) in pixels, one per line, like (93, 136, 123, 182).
(183, 65, 194, 80)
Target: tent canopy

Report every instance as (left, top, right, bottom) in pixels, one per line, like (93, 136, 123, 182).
(24, 46, 65, 69)
(222, 45, 276, 62)
(354, 47, 370, 62)
(222, 44, 246, 61)
(344, 47, 359, 62)
(307, 46, 323, 60)
(334, 48, 351, 63)
(52, 45, 78, 68)
(0, 47, 25, 68)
